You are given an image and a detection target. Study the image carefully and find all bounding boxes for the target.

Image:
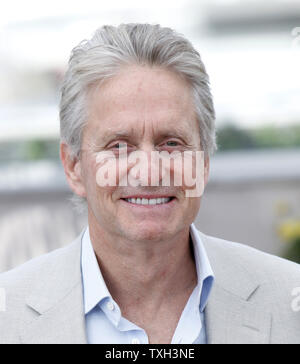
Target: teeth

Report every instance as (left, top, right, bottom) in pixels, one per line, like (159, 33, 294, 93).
(125, 197, 172, 205)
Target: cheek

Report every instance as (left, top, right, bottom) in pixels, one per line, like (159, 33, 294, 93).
(82, 155, 108, 199)
(183, 196, 201, 220)
(83, 160, 97, 190)
(170, 152, 204, 192)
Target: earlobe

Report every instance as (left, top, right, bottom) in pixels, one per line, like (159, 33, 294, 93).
(60, 142, 86, 198)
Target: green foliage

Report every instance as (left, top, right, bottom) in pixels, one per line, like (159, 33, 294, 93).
(252, 124, 300, 149)
(25, 140, 47, 160)
(283, 238, 300, 264)
(0, 139, 60, 162)
(216, 124, 256, 150)
(216, 123, 300, 152)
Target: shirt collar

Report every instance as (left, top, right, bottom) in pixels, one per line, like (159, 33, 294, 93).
(81, 223, 214, 315)
(81, 226, 111, 314)
(189, 223, 215, 312)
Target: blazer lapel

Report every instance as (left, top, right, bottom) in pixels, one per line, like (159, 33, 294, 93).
(19, 233, 87, 344)
(20, 282, 87, 344)
(200, 231, 272, 344)
(205, 283, 272, 344)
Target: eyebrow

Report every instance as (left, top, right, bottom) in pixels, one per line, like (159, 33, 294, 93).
(100, 130, 134, 143)
(97, 125, 194, 145)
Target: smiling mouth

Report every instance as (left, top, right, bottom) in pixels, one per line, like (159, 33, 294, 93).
(121, 197, 175, 206)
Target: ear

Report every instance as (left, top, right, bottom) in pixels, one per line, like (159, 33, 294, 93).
(60, 142, 86, 198)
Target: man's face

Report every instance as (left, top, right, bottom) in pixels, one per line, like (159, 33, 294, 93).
(78, 65, 207, 242)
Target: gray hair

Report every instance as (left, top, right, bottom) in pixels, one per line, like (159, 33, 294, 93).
(60, 23, 216, 155)
(59, 23, 216, 212)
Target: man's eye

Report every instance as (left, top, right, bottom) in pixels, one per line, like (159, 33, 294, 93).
(166, 141, 179, 147)
(111, 142, 127, 149)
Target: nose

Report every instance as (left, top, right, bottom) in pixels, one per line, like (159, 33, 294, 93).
(127, 144, 164, 187)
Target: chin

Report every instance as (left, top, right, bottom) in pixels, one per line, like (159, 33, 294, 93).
(125, 221, 176, 242)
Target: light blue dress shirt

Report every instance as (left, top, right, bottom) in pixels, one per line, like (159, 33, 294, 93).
(81, 223, 214, 344)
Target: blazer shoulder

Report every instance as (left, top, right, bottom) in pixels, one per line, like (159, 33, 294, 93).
(199, 230, 300, 343)
(0, 233, 83, 290)
(199, 230, 300, 284)
(0, 232, 84, 344)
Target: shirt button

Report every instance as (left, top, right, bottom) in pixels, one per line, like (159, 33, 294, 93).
(131, 338, 140, 344)
(106, 301, 115, 311)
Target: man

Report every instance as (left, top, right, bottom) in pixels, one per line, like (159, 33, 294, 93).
(0, 23, 299, 344)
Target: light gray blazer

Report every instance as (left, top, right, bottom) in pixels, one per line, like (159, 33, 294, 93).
(0, 229, 299, 344)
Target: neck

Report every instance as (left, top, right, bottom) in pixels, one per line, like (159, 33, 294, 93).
(88, 215, 197, 311)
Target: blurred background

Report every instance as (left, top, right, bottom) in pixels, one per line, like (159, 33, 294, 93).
(1, 0, 300, 272)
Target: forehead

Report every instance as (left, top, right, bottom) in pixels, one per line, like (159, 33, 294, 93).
(86, 65, 198, 139)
